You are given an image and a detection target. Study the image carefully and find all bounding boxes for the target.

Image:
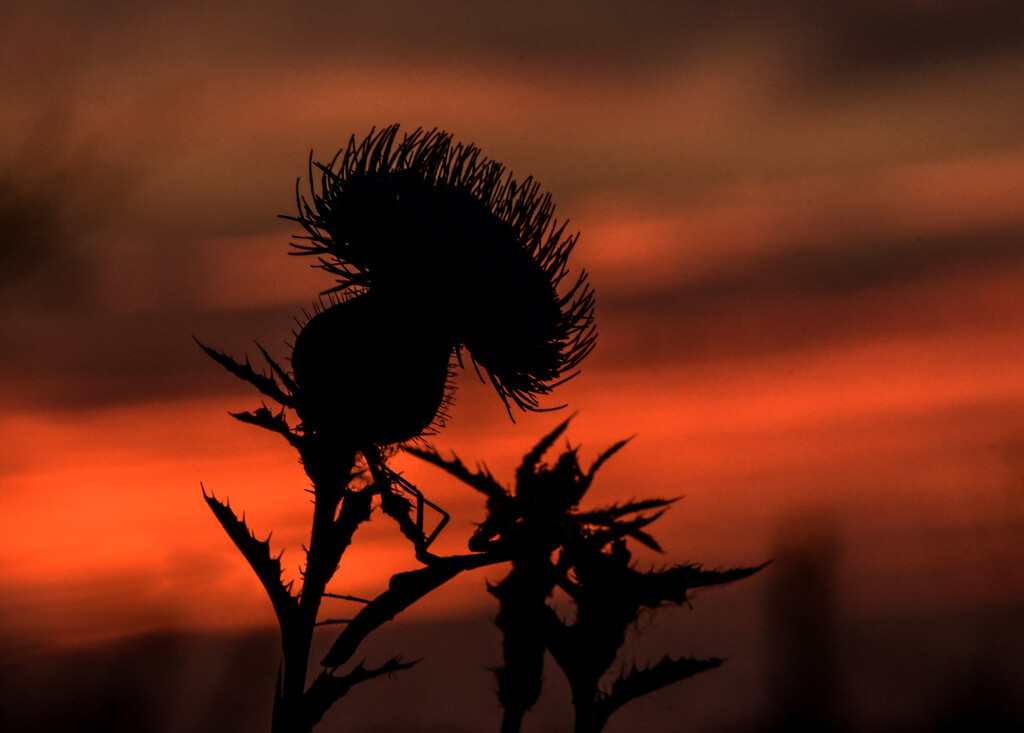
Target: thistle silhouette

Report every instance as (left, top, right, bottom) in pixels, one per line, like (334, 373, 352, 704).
(286, 125, 596, 435)
(409, 418, 764, 733)
(197, 126, 594, 733)
(198, 125, 759, 732)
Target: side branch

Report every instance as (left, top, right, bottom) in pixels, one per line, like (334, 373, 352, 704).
(301, 659, 418, 732)
(322, 551, 509, 668)
(594, 656, 723, 730)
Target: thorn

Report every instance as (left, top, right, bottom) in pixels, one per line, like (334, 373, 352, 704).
(323, 593, 372, 603)
(314, 618, 353, 627)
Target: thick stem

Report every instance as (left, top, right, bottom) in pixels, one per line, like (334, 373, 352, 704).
(570, 678, 602, 733)
(500, 709, 526, 733)
(271, 439, 360, 733)
(492, 548, 559, 733)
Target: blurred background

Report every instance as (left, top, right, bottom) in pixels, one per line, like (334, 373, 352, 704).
(2, 1, 1023, 730)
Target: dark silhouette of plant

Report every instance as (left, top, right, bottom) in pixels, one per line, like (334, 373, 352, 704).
(197, 126, 594, 733)
(286, 125, 596, 429)
(195, 346, 503, 733)
(198, 124, 760, 732)
(408, 418, 765, 733)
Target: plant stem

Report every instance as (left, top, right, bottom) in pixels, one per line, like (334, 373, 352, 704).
(272, 440, 361, 733)
(493, 552, 556, 733)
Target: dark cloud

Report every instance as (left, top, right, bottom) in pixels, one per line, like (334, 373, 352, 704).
(7, 1, 1023, 82)
(0, 302, 304, 412)
(0, 103, 307, 413)
(4, 0, 1021, 239)
(597, 224, 1024, 368)
(0, 178, 66, 290)
(4, 1, 710, 72)
(2, 0, 1023, 412)
(0, 105, 141, 310)
(720, 224, 1024, 297)
(0, 111, 83, 300)
(798, 1, 1024, 86)
(5, 217, 1023, 412)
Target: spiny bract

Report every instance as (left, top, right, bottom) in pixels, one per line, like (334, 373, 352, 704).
(286, 126, 596, 444)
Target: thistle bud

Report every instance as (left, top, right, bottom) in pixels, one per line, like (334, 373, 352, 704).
(291, 291, 453, 445)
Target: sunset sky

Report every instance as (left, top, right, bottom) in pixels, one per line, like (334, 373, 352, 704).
(2, 1, 1024, 730)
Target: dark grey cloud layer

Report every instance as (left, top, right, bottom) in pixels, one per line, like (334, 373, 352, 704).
(2, 0, 1023, 411)
(8, 0, 1023, 75)
(598, 223, 1024, 369)
(0, 305, 299, 412)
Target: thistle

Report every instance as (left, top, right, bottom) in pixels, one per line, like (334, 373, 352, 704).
(196, 127, 596, 733)
(409, 419, 765, 733)
(196, 125, 759, 733)
(286, 125, 596, 445)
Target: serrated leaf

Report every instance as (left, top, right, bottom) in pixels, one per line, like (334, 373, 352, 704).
(576, 497, 678, 525)
(194, 337, 294, 407)
(255, 341, 298, 395)
(515, 415, 573, 486)
(587, 510, 668, 553)
(635, 562, 769, 607)
(594, 655, 723, 728)
(321, 552, 507, 667)
(202, 486, 298, 628)
(622, 526, 664, 553)
(404, 444, 507, 500)
(230, 405, 300, 447)
(302, 658, 417, 730)
(582, 436, 631, 487)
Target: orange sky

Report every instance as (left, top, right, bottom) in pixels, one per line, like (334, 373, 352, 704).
(2, 7, 1024, 725)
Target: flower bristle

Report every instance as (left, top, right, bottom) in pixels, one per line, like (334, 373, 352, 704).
(284, 124, 596, 417)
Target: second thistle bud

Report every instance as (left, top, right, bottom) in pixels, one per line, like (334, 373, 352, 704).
(290, 291, 453, 446)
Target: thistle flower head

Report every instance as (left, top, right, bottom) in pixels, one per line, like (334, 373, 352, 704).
(286, 125, 596, 422)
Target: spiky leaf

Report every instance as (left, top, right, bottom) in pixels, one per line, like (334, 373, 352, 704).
(580, 437, 632, 490)
(404, 444, 506, 500)
(302, 658, 417, 730)
(516, 416, 573, 486)
(634, 562, 769, 607)
(322, 552, 506, 668)
(230, 405, 300, 447)
(594, 655, 723, 728)
(586, 510, 669, 553)
(202, 488, 298, 628)
(575, 498, 678, 526)
(255, 341, 299, 395)
(194, 337, 294, 407)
